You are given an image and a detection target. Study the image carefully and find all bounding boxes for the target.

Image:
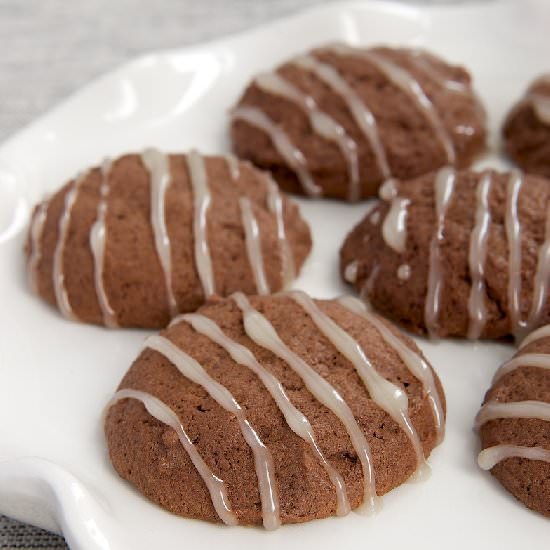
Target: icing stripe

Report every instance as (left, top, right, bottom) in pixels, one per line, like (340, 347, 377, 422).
(255, 71, 360, 201)
(179, 312, 350, 516)
(520, 325, 550, 349)
(289, 291, 427, 473)
(239, 197, 270, 295)
(90, 159, 118, 328)
(187, 150, 216, 298)
(265, 175, 295, 288)
(493, 353, 550, 383)
(475, 400, 550, 429)
(409, 50, 469, 93)
(528, 92, 550, 125)
(231, 292, 380, 514)
(107, 388, 237, 526)
(338, 295, 445, 444)
(425, 167, 456, 337)
(224, 154, 241, 180)
(478, 444, 550, 470)
(382, 196, 410, 253)
(231, 106, 322, 197)
(505, 170, 525, 339)
(293, 54, 391, 181)
(28, 199, 49, 294)
(145, 334, 280, 530)
(467, 173, 492, 340)
(141, 149, 179, 317)
(53, 171, 88, 321)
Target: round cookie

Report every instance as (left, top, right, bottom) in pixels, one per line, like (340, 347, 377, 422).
(231, 44, 486, 201)
(476, 324, 550, 517)
(340, 168, 550, 340)
(503, 75, 550, 178)
(104, 292, 446, 528)
(25, 150, 312, 329)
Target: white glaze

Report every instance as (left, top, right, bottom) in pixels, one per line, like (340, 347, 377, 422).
(410, 50, 468, 93)
(255, 71, 360, 201)
(397, 264, 411, 281)
(475, 400, 550, 429)
(231, 292, 380, 513)
(467, 173, 492, 340)
(265, 175, 295, 288)
(107, 388, 237, 526)
(378, 179, 398, 202)
(187, 150, 216, 297)
(370, 210, 381, 225)
(338, 295, 445, 444)
(141, 148, 178, 317)
(289, 290, 427, 473)
(239, 197, 270, 295)
(53, 171, 88, 321)
(478, 445, 550, 470)
(89, 159, 117, 328)
(344, 260, 359, 283)
(424, 167, 455, 337)
(493, 353, 550, 382)
(360, 264, 380, 307)
(292, 54, 391, 181)
(28, 199, 49, 293)
(505, 170, 525, 339)
(331, 45, 455, 164)
(225, 154, 241, 180)
(382, 196, 410, 253)
(180, 312, 350, 516)
(231, 106, 322, 197)
(520, 324, 550, 349)
(145, 334, 280, 530)
(528, 92, 550, 125)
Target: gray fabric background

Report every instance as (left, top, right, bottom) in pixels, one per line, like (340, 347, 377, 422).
(0, 0, 449, 548)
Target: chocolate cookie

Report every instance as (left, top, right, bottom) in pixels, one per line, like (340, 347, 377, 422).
(503, 75, 550, 178)
(230, 44, 486, 201)
(104, 292, 445, 528)
(476, 324, 550, 517)
(340, 168, 550, 340)
(25, 150, 311, 328)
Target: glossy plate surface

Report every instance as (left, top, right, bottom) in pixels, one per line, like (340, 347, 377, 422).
(0, 1, 549, 548)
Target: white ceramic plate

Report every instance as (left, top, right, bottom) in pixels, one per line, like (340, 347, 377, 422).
(1, 1, 549, 548)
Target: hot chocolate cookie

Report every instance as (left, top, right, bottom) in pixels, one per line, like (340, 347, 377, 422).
(476, 324, 550, 516)
(340, 168, 550, 340)
(231, 44, 486, 201)
(26, 151, 311, 328)
(503, 75, 550, 178)
(104, 292, 445, 528)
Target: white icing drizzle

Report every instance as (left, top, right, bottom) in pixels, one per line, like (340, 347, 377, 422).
(231, 106, 322, 197)
(519, 324, 550, 349)
(360, 264, 380, 308)
(370, 210, 381, 225)
(382, 196, 410, 254)
(239, 197, 270, 295)
(288, 290, 428, 475)
(528, 92, 550, 125)
(378, 179, 398, 202)
(424, 167, 455, 338)
(141, 148, 178, 317)
(397, 264, 411, 281)
(292, 54, 391, 181)
(90, 159, 117, 328)
(107, 388, 237, 526)
(255, 71, 360, 201)
(187, 150, 216, 297)
(344, 260, 359, 283)
(409, 50, 469, 93)
(467, 173, 492, 340)
(525, 203, 550, 332)
(493, 353, 550, 383)
(53, 171, 88, 321)
(224, 154, 241, 180)
(265, 175, 295, 288)
(339, 295, 445, 444)
(231, 292, 380, 513)
(145, 334, 280, 530)
(475, 400, 550, 429)
(331, 45, 455, 164)
(28, 199, 49, 294)
(180, 312, 350, 516)
(505, 170, 525, 339)
(478, 445, 550, 470)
